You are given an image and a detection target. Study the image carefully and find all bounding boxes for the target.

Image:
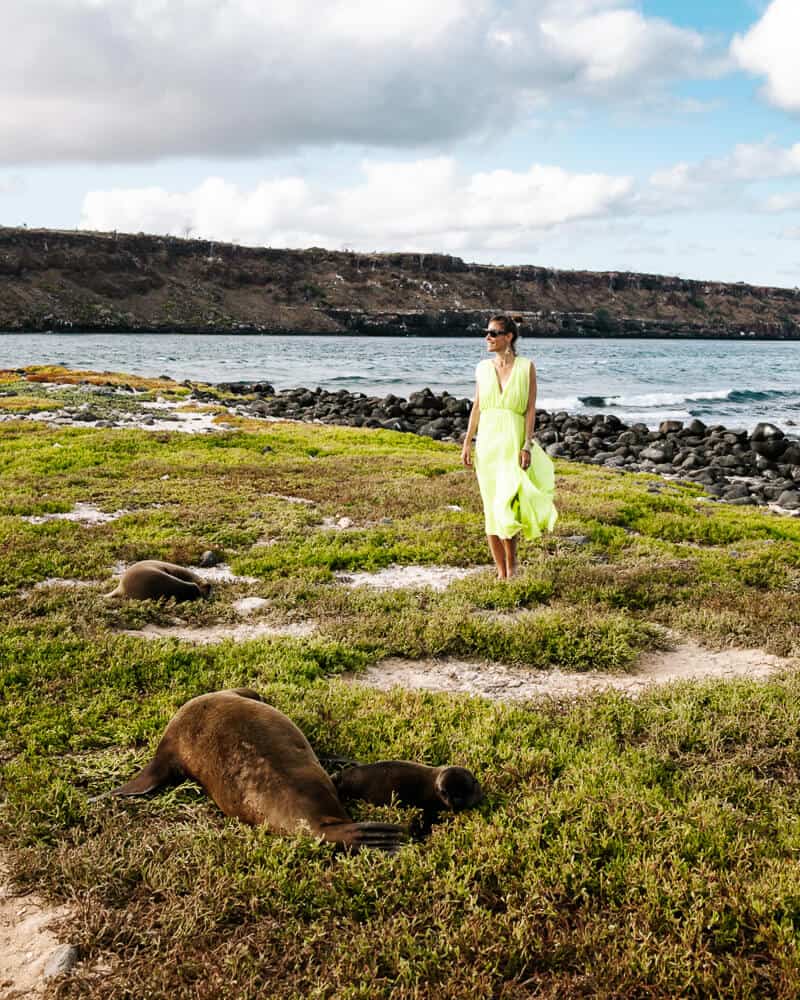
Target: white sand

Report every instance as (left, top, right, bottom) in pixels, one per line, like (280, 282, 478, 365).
(345, 639, 795, 702)
(337, 564, 487, 591)
(21, 503, 129, 526)
(0, 863, 71, 999)
(122, 620, 315, 643)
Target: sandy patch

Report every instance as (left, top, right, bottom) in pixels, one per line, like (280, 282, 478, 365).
(345, 639, 794, 701)
(267, 493, 316, 506)
(21, 502, 129, 526)
(0, 865, 73, 998)
(232, 596, 270, 616)
(337, 564, 487, 591)
(122, 620, 315, 643)
(32, 578, 99, 591)
(190, 563, 260, 584)
(321, 516, 354, 530)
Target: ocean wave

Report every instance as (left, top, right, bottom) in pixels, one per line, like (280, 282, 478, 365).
(726, 388, 800, 403)
(576, 387, 800, 410)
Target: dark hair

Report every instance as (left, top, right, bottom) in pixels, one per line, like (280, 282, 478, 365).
(489, 314, 519, 354)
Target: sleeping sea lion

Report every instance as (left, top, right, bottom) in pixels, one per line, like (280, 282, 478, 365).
(110, 689, 406, 853)
(105, 560, 211, 601)
(334, 761, 484, 830)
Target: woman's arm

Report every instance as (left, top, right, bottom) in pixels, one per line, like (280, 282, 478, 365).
(461, 379, 481, 468)
(520, 362, 537, 469)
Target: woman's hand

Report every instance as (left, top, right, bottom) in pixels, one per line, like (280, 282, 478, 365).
(519, 448, 531, 470)
(461, 440, 472, 467)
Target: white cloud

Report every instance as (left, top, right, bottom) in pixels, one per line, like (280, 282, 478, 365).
(80, 158, 634, 252)
(0, 175, 25, 195)
(764, 193, 800, 214)
(732, 0, 800, 112)
(1, 0, 716, 164)
(541, 8, 705, 89)
(645, 141, 800, 212)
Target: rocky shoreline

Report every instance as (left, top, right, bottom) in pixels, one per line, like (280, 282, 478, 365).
(208, 381, 800, 512)
(4, 368, 799, 512)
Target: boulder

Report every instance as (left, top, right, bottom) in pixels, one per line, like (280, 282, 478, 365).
(776, 489, 800, 510)
(749, 422, 787, 460)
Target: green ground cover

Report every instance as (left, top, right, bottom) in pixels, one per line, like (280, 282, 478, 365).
(2, 386, 800, 998)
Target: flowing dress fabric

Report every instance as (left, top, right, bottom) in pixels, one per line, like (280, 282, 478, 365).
(474, 357, 558, 540)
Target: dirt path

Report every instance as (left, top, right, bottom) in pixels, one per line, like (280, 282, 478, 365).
(0, 859, 72, 999)
(345, 638, 795, 701)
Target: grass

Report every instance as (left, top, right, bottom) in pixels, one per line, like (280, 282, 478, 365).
(1, 374, 800, 997)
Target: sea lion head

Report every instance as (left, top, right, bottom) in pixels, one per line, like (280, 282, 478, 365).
(435, 766, 483, 812)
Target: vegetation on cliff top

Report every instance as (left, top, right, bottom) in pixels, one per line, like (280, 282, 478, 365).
(2, 374, 800, 997)
(2, 226, 799, 337)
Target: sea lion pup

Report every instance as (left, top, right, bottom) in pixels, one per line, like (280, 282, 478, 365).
(334, 761, 484, 828)
(111, 689, 406, 853)
(105, 560, 211, 601)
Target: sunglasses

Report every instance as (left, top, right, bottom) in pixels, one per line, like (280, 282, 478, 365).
(484, 330, 508, 338)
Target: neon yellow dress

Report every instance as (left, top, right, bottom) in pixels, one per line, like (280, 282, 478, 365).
(474, 356, 558, 540)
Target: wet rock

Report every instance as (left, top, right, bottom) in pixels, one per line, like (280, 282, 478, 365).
(640, 446, 668, 462)
(199, 550, 223, 568)
(776, 489, 800, 510)
(750, 422, 787, 460)
(217, 381, 275, 395)
(722, 482, 751, 501)
(781, 443, 800, 465)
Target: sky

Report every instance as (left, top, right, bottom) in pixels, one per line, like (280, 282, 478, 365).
(2, 0, 800, 286)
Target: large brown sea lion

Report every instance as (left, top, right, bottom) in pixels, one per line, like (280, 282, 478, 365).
(334, 761, 484, 830)
(111, 689, 406, 853)
(105, 560, 211, 601)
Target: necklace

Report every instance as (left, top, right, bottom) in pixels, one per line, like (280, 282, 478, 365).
(493, 353, 515, 370)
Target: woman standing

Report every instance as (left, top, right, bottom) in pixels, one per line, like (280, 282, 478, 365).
(461, 315, 557, 579)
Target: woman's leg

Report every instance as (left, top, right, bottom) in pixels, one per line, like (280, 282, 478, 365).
(502, 535, 518, 578)
(487, 535, 507, 579)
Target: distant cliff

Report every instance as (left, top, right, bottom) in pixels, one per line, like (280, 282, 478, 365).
(1, 226, 799, 339)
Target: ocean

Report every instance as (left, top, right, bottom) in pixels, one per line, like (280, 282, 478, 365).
(2, 332, 799, 432)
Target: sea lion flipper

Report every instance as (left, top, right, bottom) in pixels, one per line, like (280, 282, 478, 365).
(322, 821, 407, 855)
(320, 753, 361, 775)
(112, 754, 181, 798)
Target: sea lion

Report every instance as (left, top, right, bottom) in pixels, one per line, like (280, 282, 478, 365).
(105, 560, 211, 601)
(334, 761, 484, 828)
(110, 689, 406, 853)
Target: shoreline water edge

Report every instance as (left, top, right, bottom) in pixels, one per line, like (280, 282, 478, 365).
(3, 369, 800, 515)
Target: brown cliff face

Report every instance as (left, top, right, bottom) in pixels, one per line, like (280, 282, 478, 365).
(1, 226, 799, 338)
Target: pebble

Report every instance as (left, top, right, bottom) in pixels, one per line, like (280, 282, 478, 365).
(44, 943, 79, 979)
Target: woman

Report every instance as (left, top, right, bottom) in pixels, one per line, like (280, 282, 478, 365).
(461, 315, 557, 579)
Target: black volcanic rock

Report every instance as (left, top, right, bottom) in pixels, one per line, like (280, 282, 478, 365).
(749, 422, 787, 460)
